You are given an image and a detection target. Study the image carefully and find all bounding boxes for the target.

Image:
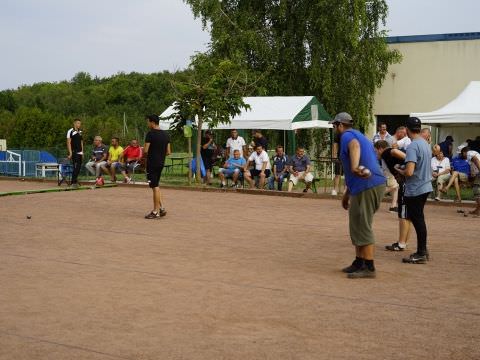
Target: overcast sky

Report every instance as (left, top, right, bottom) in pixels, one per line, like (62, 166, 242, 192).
(1, 0, 479, 91)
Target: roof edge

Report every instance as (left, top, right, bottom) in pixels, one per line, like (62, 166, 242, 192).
(387, 32, 480, 44)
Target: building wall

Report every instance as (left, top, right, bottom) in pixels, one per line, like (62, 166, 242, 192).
(369, 37, 480, 138)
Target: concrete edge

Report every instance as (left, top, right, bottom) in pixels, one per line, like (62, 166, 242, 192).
(0, 176, 475, 208)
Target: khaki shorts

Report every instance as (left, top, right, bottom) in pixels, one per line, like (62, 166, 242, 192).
(348, 185, 385, 246)
(436, 173, 450, 186)
(289, 171, 314, 185)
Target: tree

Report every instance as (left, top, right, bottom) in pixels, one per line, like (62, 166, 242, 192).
(169, 53, 257, 181)
(184, 0, 401, 130)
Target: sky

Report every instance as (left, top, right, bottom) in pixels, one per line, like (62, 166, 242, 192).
(0, 0, 479, 91)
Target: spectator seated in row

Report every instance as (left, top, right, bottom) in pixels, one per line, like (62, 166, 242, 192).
(218, 149, 246, 188)
(287, 146, 313, 193)
(441, 147, 473, 202)
(121, 139, 143, 183)
(85, 136, 108, 181)
(431, 151, 451, 201)
(105, 137, 124, 182)
(268, 145, 289, 191)
(244, 144, 271, 189)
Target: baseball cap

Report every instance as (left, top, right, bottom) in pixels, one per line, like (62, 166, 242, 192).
(329, 112, 353, 125)
(406, 117, 421, 130)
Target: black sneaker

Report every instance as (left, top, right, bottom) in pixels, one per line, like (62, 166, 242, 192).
(220, 183, 225, 188)
(347, 266, 376, 279)
(145, 211, 160, 219)
(385, 242, 406, 251)
(341, 258, 363, 273)
(303, 188, 308, 193)
(402, 252, 427, 264)
(159, 209, 167, 217)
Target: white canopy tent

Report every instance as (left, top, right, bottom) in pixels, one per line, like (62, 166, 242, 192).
(159, 96, 332, 130)
(410, 81, 480, 146)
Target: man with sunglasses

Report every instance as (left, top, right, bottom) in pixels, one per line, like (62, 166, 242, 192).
(331, 112, 385, 279)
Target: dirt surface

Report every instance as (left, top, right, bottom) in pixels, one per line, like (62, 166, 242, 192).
(0, 180, 479, 360)
(0, 179, 61, 193)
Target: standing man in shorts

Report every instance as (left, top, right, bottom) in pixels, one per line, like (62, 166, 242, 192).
(66, 118, 83, 188)
(144, 115, 171, 219)
(332, 112, 385, 279)
(395, 117, 432, 264)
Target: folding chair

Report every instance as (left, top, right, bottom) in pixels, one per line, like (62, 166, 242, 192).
(58, 158, 73, 186)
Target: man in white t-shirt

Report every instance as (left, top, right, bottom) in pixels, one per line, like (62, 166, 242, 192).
(431, 151, 451, 201)
(244, 144, 271, 189)
(225, 129, 247, 158)
(392, 126, 411, 151)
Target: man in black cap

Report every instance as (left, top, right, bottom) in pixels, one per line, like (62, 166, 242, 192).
(331, 112, 385, 278)
(143, 114, 171, 219)
(395, 117, 432, 264)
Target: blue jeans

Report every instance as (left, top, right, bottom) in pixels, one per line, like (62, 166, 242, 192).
(268, 172, 288, 191)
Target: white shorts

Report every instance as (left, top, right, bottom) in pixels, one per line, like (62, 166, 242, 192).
(289, 171, 313, 185)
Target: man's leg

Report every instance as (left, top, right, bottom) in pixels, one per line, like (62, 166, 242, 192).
(444, 171, 456, 192)
(244, 171, 254, 188)
(258, 172, 266, 189)
(278, 173, 286, 191)
(85, 161, 95, 176)
(346, 185, 384, 277)
(403, 193, 429, 262)
(232, 169, 240, 184)
(304, 172, 313, 191)
(219, 169, 226, 186)
(152, 187, 161, 212)
(268, 175, 275, 190)
(453, 176, 462, 201)
(71, 154, 82, 185)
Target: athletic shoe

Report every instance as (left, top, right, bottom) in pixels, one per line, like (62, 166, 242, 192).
(347, 267, 376, 279)
(385, 242, 406, 251)
(145, 211, 160, 219)
(341, 258, 363, 273)
(389, 206, 398, 213)
(331, 189, 338, 196)
(434, 196, 441, 201)
(303, 188, 308, 193)
(220, 183, 225, 188)
(159, 209, 167, 217)
(402, 252, 427, 264)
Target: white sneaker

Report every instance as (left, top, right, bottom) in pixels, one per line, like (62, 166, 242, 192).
(331, 190, 338, 196)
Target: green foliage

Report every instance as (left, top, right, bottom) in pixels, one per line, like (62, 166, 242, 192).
(0, 71, 184, 150)
(185, 0, 401, 130)
(168, 53, 258, 180)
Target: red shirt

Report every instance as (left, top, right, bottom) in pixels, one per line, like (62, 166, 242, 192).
(123, 146, 142, 161)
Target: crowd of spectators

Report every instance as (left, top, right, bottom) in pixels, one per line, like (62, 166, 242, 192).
(372, 122, 480, 213)
(85, 136, 143, 184)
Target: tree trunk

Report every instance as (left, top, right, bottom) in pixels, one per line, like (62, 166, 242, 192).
(195, 115, 203, 183)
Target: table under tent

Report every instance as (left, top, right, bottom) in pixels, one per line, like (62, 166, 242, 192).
(159, 96, 332, 155)
(411, 81, 480, 151)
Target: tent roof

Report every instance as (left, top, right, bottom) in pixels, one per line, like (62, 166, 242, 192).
(159, 96, 332, 130)
(410, 81, 480, 124)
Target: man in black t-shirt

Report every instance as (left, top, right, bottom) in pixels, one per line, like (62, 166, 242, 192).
(66, 118, 83, 187)
(144, 114, 171, 219)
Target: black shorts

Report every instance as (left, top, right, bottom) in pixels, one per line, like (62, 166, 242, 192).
(147, 166, 163, 188)
(334, 160, 343, 176)
(249, 169, 271, 178)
